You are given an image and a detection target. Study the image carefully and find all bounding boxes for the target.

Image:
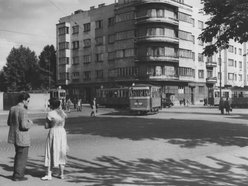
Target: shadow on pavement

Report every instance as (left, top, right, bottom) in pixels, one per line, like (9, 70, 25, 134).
(65, 155, 248, 185)
(2, 154, 248, 185)
(33, 116, 248, 148)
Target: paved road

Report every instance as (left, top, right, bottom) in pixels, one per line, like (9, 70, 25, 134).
(1, 106, 248, 186)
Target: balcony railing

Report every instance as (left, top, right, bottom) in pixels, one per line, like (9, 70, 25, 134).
(135, 16, 178, 25)
(206, 61, 217, 68)
(136, 55, 179, 63)
(136, 35, 179, 44)
(206, 77, 217, 84)
(135, 0, 178, 6)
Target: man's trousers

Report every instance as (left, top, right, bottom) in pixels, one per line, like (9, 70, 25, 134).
(13, 145, 29, 178)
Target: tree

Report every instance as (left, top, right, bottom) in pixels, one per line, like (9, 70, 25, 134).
(38, 45, 56, 89)
(0, 70, 7, 92)
(3, 45, 40, 91)
(199, 0, 248, 56)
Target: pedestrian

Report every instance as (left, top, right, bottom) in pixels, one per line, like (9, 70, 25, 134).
(41, 98, 68, 181)
(90, 97, 98, 117)
(219, 97, 225, 114)
(77, 99, 82, 112)
(224, 97, 231, 115)
(7, 92, 33, 181)
(66, 98, 72, 112)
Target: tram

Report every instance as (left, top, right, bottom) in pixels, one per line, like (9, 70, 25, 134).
(96, 87, 129, 108)
(208, 88, 232, 106)
(129, 84, 162, 114)
(49, 86, 66, 108)
(230, 87, 248, 108)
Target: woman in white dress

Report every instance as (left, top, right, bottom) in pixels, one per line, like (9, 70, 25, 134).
(41, 98, 67, 180)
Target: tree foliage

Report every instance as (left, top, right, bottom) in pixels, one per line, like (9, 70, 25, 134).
(199, 0, 248, 56)
(3, 45, 40, 91)
(38, 45, 56, 89)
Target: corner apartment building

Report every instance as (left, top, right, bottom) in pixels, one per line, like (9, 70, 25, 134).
(56, 0, 248, 104)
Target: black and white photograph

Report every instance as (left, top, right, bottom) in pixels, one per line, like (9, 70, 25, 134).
(1, 0, 248, 185)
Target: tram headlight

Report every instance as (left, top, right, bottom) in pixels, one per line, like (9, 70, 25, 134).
(138, 102, 142, 105)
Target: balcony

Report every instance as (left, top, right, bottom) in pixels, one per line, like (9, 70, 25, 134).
(136, 55, 179, 63)
(206, 61, 217, 68)
(136, 35, 179, 44)
(135, 0, 178, 6)
(149, 75, 179, 81)
(206, 77, 217, 84)
(135, 16, 179, 26)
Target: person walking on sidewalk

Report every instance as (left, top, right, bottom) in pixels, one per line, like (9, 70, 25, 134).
(90, 97, 98, 117)
(7, 92, 33, 181)
(219, 97, 225, 114)
(41, 98, 68, 180)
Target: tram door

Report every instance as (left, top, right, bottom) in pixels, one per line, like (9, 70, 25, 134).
(190, 87, 194, 105)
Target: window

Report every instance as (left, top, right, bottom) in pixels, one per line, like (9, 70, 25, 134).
(179, 67, 195, 77)
(72, 41, 79, 49)
(198, 20, 204, 29)
(178, 12, 192, 24)
(83, 39, 91, 48)
(191, 18, 195, 27)
(207, 70, 213, 78)
(228, 45, 234, 53)
(84, 23, 90, 32)
(84, 71, 91, 80)
(108, 51, 115, 60)
(178, 30, 192, 41)
(125, 48, 134, 57)
(198, 53, 203, 62)
(228, 59, 234, 66)
(96, 36, 103, 45)
(72, 72, 80, 79)
(66, 72, 69, 80)
(199, 86, 204, 94)
(198, 70, 204, 78)
(96, 70, 103, 79)
(179, 49, 192, 58)
(95, 20, 103, 29)
(96, 53, 104, 62)
(239, 48, 242, 55)
(59, 42, 69, 50)
(116, 50, 124, 58)
(108, 17, 115, 26)
(239, 61, 242, 70)
(108, 34, 115, 43)
(83, 55, 91, 63)
(72, 25, 79, 34)
(228, 73, 234, 80)
(59, 57, 69, 65)
(116, 30, 134, 40)
(58, 27, 69, 35)
(239, 74, 242, 81)
(72, 56, 79, 65)
(147, 46, 176, 57)
(192, 52, 195, 61)
(116, 12, 134, 22)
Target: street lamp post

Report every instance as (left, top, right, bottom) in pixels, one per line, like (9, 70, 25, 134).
(219, 49, 222, 98)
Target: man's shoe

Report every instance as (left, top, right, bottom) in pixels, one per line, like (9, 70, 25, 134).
(12, 177, 28, 181)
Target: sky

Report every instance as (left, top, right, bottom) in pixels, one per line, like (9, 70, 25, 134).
(0, 0, 201, 70)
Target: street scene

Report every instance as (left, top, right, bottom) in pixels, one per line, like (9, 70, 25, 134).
(1, 0, 248, 185)
(1, 106, 248, 186)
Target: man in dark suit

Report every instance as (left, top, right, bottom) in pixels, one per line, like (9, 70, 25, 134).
(7, 92, 33, 181)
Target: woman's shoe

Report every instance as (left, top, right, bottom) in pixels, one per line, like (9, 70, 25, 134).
(41, 175, 52, 180)
(60, 175, 64, 179)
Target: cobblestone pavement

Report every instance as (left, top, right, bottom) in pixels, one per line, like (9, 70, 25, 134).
(1, 106, 248, 186)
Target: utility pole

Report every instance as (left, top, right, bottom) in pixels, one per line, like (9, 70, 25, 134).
(219, 49, 222, 98)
